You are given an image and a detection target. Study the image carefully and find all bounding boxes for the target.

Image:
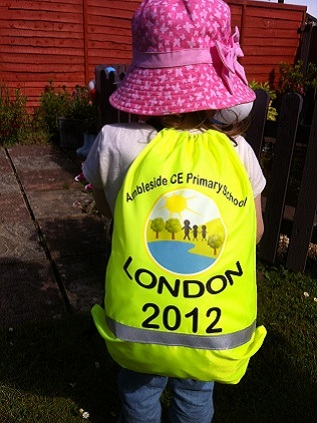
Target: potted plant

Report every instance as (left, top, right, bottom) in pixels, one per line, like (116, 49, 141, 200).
(59, 85, 98, 149)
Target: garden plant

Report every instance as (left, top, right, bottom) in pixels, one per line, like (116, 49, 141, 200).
(0, 80, 98, 146)
(0, 83, 48, 146)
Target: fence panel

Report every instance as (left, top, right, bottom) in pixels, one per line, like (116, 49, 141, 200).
(246, 89, 270, 158)
(258, 93, 303, 264)
(95, 64, 132, 128)
(286, 100, 317, 272)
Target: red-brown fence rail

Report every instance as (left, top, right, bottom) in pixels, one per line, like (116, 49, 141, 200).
(95, 65, 317, 273)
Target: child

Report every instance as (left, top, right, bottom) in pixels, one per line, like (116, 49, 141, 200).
(83, 0, 266, 421)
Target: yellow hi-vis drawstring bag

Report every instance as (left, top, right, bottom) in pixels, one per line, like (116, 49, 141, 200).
(92, 128, 266, 384)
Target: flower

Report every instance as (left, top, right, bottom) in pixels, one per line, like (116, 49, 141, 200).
(79, 409, 90, 419)
(303, 292, 309, 297)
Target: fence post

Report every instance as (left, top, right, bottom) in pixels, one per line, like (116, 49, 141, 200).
(95, 66, 118, 128)
(246, 89, 270, 159)
(95, 64, 135, 127)
(258, 93, 303, 263)
(286, 100, 317, 272)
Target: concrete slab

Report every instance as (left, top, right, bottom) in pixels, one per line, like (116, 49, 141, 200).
(9, 154, 77, 173)
(38, 215, 109, 260)
(56, 253, 108, 312)
(0, 192, 30, 223)
(0, 144, 110, 326)
(0, 221, 46, 263)
(0, 260, 66, 329)
(7, 145, 80, 176)
(0, 152, 13, 174)
(18, 168, 85, 191)
(0, 173, 21, 194)
(7, 143, 67, 159)
(27, 190, 95, 219)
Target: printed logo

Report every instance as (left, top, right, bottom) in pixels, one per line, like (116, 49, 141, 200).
(146, 189, 226, 275)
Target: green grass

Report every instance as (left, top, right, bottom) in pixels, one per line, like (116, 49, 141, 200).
(213, 260, 317, 422)
(0, 314, 121, 422)
(1, 260, 317, 422)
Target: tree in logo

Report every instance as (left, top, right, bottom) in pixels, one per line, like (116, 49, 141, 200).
(165, 218, 182, 240)
(150, 217, 165, 239)
(207, 233, 224, 256)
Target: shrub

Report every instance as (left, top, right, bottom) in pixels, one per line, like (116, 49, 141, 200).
(278, 60, 317, 96)
(34, 80, 71, 142)
(0, 83, 31, 146)
(34, 81, 98, 140)
(63, 84, 98, 134)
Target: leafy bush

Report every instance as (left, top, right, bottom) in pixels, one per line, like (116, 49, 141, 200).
(249, 80, 278, 121)
(278, 60, 317, 95)
(34, 81, 98, 140)
(34, 80, 71, 142)
(0, 83, 31, 145)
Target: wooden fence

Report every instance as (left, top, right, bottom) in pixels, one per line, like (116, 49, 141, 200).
(95, 66, 317, 273)
(0, 0, 307, 109)
(243, 90, 317, 272)
(226, 0, 306, 83)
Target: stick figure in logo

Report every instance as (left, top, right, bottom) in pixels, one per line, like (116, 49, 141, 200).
(192, 224, 199, 240)
(201, 224, 207, 241)
(182, 219, 192, 240)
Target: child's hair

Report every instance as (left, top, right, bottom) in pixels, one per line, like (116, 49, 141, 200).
(152, 110, 251, 139)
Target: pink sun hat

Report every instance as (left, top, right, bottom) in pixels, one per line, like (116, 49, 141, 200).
(109, 0, 255, 116)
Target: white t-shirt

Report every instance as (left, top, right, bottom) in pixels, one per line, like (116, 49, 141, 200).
(83, 122, 266, 214)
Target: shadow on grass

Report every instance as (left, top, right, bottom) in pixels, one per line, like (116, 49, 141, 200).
(212, 265, 317, 423)
(1, 314, 121, 422)
(213, 331, 317, 422)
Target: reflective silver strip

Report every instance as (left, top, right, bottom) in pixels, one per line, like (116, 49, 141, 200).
(106, 318, 256, 350)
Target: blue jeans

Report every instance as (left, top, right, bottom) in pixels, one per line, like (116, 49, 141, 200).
(118, 368, 215, 423)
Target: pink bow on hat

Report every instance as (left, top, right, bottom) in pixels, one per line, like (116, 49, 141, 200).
(215, 27, 248, 94)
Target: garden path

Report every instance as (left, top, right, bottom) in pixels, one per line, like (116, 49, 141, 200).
(0, 143, 109, 329)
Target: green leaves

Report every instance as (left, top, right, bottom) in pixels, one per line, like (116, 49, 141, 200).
(0, 83, 30, 145)
(278, 60, 317, 96)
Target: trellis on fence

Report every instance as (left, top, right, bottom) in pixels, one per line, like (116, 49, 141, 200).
(95, 65, 317, 273)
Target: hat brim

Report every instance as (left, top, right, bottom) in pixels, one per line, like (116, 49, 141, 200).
(109, 63, 255, 116)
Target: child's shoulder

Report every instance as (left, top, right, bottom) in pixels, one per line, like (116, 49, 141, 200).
(233, 135, 254, 154)
(233, 135, 261, 170)
(101, 122, 156, 143)
(98, 122, 158, 157)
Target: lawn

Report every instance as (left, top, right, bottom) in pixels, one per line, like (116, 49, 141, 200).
(1, 259, 317, 423)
